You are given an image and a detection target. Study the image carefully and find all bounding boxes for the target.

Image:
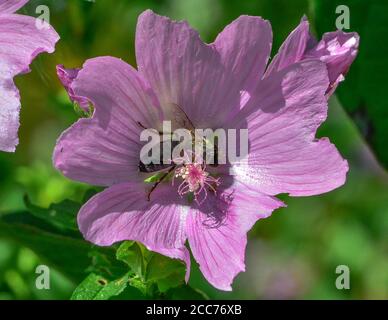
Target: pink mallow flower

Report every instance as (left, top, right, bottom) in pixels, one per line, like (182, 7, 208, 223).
(54, 10, 357, 291)
(0, 0, 59, 152)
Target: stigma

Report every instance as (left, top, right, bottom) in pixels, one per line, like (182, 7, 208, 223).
(175, 163, 220, 204)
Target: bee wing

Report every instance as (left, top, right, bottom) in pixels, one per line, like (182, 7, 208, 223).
(164, 103, 195, 131)
(139, 161, 175, 173)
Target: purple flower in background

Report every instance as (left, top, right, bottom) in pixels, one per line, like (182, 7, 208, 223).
(266, 17, 359, 96)
(54, 10, 357, 290)
(0, 0, 59, 152)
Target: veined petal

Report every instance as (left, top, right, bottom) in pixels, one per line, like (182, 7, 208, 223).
(186, 183, 284, 291)
(78, 182, 190, 276)
(265, 17, 310, 76)
(53, 57, 161, 186)
(213, 15, 272, 97)
(265, 17, 358, 96)
(304, 30, 359, 95)
(0, 0, 28, 14)
(78, 182, 189, 247)
(231, 60, 348, 196)
(0, 14, 59, 152)
(136, 10, 252, 128)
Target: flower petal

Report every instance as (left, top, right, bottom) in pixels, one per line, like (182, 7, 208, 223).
(78, 182, 190, 278)
(265, 17, 310, 76)
(304, 30, 359, 95)
(56, 65, 90, 111)
(186, 183, 284, 291)
(78, 182, 188, 247)
(231, 60, 348, 196)
(0, 14, 59, 152)
(0, 0, 28, 14)
(265, 17, 359, 96)
(135, 10, 247, 128)
(53, 56, 161, 186)
(213, 15, 272, 94)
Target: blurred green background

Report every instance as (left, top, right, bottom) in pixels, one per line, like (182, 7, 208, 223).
(0, 0, 387, 299)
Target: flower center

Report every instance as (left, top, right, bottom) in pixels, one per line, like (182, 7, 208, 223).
(140, 102, 222, 204)
(174, 162, 220, 205)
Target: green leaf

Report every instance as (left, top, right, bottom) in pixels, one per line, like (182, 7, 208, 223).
(71, 272, 130, 300)
(127, 275, 150, 296)
(165, 285, 209, 300)
(78, 242, 153, 299)
(146, 253, 186, 293)
(82, 188, 101, 203)
(2, 207, 200, 299)
(313, 0, 388, 169)
(0, 211, 91, 282)
(0, 211, 121, 285)
(116, 242, 190, 295)
(24, 196, 79, 233)
(87, 247, 128, 280)
(116, 241, 145, 278)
